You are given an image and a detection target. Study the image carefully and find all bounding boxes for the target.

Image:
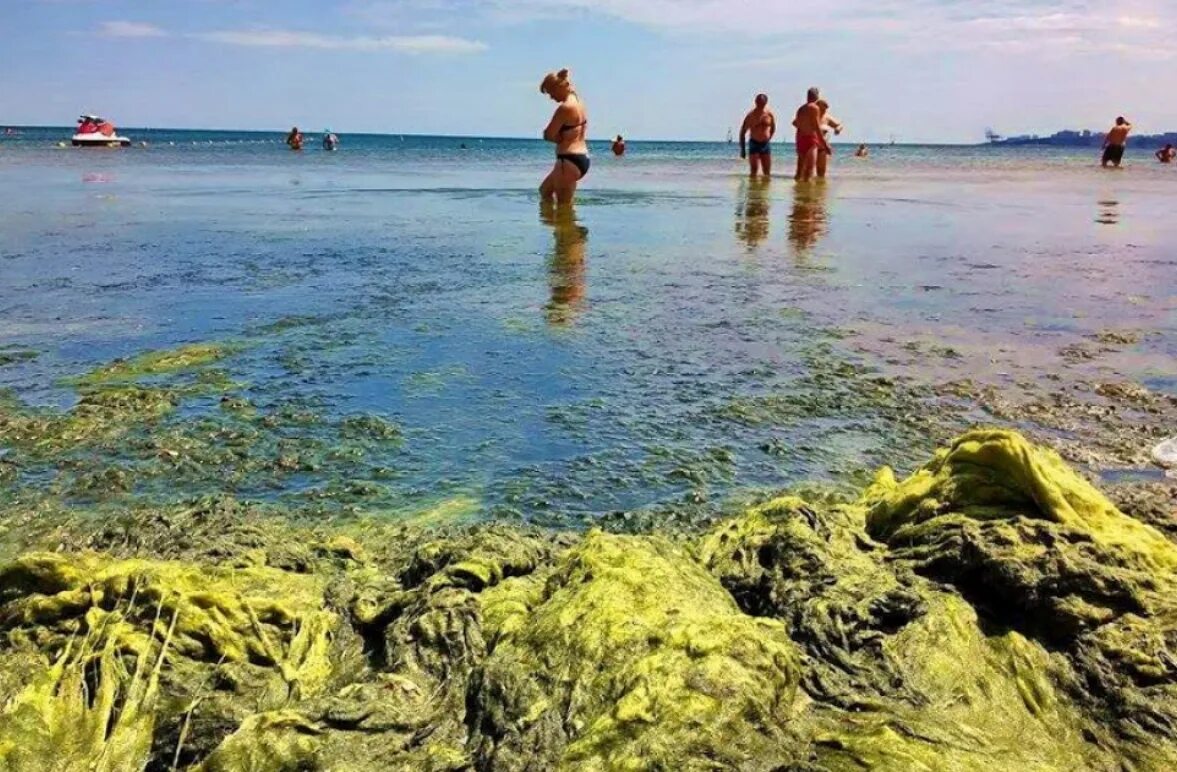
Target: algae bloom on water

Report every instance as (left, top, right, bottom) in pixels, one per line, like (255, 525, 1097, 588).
(0, 429, 1176, 770)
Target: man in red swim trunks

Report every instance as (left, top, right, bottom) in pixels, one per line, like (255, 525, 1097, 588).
(793, 87, 829, 182)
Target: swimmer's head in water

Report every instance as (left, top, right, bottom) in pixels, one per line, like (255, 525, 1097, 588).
(755, 93, 768, 108)
(807, 87, 820, 103)
(541, 69, 573, 101)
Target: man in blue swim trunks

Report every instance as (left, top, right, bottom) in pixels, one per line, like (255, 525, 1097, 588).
(740, 93, 777, 177)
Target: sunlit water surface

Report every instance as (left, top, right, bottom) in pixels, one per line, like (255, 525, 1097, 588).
(2, 130, 1174, 522)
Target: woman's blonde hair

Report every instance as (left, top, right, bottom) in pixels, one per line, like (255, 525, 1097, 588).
(540, 68, 572, 95)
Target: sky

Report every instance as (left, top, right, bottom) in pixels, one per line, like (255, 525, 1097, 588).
(2, 0, 1174, 143)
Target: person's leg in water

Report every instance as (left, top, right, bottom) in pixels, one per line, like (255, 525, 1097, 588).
(816, 147, 829, 178)
(553, 158, 583, 204)
(761, 150, 773, 177)
(798, 146, 818, 181)
(540, 167, 558, 201)
(748, 152, 762, 177)
(540, 159, 580, 204)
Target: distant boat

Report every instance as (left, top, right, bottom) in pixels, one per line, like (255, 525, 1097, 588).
(985, 128, 1004, 143)
(72, 114, 131, 148)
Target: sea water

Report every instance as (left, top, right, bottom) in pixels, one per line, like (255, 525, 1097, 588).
(1, 129, 1174, 522)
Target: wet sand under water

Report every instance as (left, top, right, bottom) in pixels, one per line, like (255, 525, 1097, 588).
(2, 146, 1177, 524)
(0, 143, 1175, 524)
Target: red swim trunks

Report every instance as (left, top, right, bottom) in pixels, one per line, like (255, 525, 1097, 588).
(795, 132, 822, 155)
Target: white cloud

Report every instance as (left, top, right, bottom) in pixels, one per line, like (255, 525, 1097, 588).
(349, 0, 1174, 59)
(193, 29, 486, 53)
(97, 21, 168, 38)
(92, 21, 486, 53)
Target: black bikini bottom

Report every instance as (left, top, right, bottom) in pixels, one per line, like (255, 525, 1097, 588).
(557, 153, 591, 179)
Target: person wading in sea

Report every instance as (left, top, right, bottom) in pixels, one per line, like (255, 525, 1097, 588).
(816, 99, 844, 179)
(286, 127, 303, 151)
(739, 94, 776, 177)
(540, 68, 590, 205)
(1156, 143, 1175, 164)
(1101, 117, 1132, 168)
(793, 87, 830, 182)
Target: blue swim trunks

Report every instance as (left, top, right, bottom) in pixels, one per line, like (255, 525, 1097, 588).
(748, 139, 771, 155)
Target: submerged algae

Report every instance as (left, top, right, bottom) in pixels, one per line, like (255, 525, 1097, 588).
(75, 343, 233, 386)
(0, 430, 1176, 770)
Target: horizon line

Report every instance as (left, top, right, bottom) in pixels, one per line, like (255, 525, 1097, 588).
(2, 124, 993, 147)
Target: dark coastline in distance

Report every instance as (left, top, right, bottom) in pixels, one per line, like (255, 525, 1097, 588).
(991, 129, 1177, 148)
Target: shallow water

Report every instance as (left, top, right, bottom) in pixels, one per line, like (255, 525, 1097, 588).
(1, 129, 1175, 522)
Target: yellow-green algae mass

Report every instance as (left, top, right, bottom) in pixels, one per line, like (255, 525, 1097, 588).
(74, 343, 233, 385)
(0, 429, 1175, 770)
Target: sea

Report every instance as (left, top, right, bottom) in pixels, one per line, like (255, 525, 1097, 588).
(1, 127, 1174, 523)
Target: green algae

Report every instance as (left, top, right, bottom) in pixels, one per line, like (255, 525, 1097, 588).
(0, 350, 36, 368)
(0, 625, 167, 772)
(863, 428, 1177, 568)
(1, 429, 1177, 769)
(472, 531, 800, 770)
(74, 343, 233, 386)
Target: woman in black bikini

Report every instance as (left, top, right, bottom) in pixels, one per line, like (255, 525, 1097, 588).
(540, 68, 589, 205)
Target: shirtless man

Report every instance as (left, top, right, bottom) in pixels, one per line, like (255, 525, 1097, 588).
(793, 87, 829, 181)
(1101, 117, 1132, 168)
(739, 94, 776, 177)
(1156, 144, 1175, 164)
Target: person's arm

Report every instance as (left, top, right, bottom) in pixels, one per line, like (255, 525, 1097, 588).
(767, 112, 777, 142)
(739, 115, 750, 158)
(543, 105, 570, 144)
(826, 114, 844, 135)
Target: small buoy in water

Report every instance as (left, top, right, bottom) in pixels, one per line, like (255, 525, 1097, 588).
(56, 141, 67, 148)
(1153, 437, 1177, 469)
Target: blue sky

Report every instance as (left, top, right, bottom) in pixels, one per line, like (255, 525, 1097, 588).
(2, 0, 1174, 142)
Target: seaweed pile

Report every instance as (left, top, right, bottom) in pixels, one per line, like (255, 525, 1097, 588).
(0, 428, 1175, 771)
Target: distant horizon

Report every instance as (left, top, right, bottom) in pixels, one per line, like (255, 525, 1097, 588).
(9, 123, 1176, 148)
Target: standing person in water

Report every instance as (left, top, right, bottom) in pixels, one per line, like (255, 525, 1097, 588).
(855, 144, 869, 158)
(540, 68, 589, 205)
(286, 127, 303, 151)
(612, 135, 626, 156)
(793, 87, 829, 182)
(815, 99, 844, 179)
(1156, 143, 1175, 163)
(1101, 117, 1132, 168)
(739, 94, 776, 177)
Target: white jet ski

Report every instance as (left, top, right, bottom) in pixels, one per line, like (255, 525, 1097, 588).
(71, 115, 131, 147)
